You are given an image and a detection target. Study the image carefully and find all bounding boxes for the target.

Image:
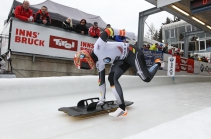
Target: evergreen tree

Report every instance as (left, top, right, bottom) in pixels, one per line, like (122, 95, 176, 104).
(162, 17, 173, 25)
(158, 27, 162, 42)
(166, 17, 172, 24)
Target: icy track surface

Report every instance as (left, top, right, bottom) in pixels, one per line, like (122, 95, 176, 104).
(0, 76, 211, 139)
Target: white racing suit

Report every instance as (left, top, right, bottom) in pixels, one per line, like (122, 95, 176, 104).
(91, 29, 161, 111)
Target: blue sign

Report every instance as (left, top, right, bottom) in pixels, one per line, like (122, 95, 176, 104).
(141, 48, 163, 69)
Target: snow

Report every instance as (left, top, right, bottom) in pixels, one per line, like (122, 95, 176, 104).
(0, 75, 211, 139)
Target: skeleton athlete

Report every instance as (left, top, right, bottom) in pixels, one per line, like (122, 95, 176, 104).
(74, 28, 164, 117)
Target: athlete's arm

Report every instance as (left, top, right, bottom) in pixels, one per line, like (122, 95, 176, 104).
(93, 28, 114, 54)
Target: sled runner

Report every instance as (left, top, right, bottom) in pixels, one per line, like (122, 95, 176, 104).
(58, 97, 133, 117)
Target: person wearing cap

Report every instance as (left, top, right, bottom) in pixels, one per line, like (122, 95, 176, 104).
(89, 22, 101, 38)
(158, 43, 163, 52)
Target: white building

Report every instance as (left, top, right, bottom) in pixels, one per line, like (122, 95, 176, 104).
(162, 20, 211, 52)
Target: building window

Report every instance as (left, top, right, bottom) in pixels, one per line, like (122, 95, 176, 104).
(206, 39, 211, 48)
(193, 27, 201, 31)
(197, 33, 205, 38)
(178, 26, 185, 41)
(170, 29, 175, 38)
(186, 25, 192, 32)
(164, 30, 170, 41)
(199, 41, 205, 51)
(206, 33, 211, 37)
(182, 43, 184, 50)
(189, 42, 195, 51)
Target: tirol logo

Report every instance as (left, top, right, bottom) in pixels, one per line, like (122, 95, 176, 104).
(15, 28, 45, 46)
(49, 35, 78, 51)
(181, 65, 187, 71)
(181, 58, 188, 64)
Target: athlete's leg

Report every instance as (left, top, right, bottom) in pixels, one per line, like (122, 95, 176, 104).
(125, 45, 161, 82)
(108, 60, 130, 112)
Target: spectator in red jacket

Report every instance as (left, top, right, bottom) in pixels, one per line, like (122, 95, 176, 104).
(34, 6, 51, 25)
(89, 22, 101, 38)
(14, 0, 33, 22)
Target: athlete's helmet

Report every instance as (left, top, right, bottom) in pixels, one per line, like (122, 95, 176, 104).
(74, 50, 95, 70)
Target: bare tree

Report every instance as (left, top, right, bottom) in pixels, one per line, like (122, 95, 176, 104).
(145, 23, 156, 39)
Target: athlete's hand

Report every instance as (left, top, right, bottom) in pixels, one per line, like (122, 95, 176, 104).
(27, 18, 33, 22)
(43, 20, 47, 24)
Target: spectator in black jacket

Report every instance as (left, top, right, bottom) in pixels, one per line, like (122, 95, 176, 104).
(162, 43, 169, 53)
(74, 19, 88, 35)
(62, 17, 73, 31)
(34, 6, 51, 25)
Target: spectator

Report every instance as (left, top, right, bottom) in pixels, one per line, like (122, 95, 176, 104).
(143, 44, 146, 49)
(34, 6, 51, 25)
(146, 44, 150, 50)
(158, 44, 163, 52)
(62, 17, 73, 31)
(162, 43, 168, 53)
(169, 47, 176, 55)
(0, 57, 6, 74)
(180, 51, 184, 57)
(74, 19, 88, 35)
(149, 43, 158, 51)
(115, 29, 126, 42)
(14, 0, 33, 22)
(89, 22, 101, 38)
(106, 24, 114, 39)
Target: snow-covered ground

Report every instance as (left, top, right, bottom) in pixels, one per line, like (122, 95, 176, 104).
(0, 75, 211, 139)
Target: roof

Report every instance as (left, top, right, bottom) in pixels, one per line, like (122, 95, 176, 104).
(9, 0, 136, 39)
(30, 0, 107, 28)
(162, 20, 191, 30)
(10, 0, 107, 28)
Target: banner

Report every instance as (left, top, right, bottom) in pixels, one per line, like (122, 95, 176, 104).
(141, 48, 163, 68)
(167, 57, 176, 77)
(187, 59, 194, 73)
(10, 19, 97, 59)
